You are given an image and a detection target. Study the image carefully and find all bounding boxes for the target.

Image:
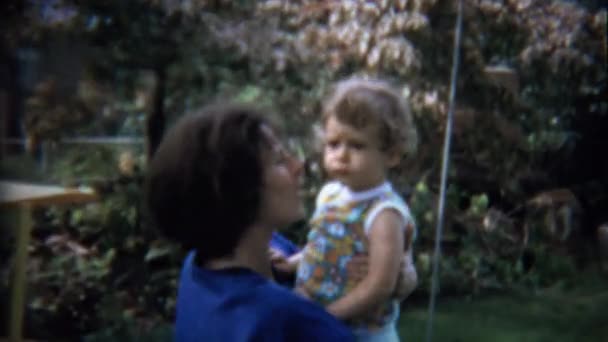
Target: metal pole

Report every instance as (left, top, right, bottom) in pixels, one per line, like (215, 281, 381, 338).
(425, 1, 463, 341)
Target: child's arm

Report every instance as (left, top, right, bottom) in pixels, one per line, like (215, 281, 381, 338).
(326, 209, 404, 320)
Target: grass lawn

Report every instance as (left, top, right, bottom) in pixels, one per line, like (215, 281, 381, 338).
(398, 280, 608, 342)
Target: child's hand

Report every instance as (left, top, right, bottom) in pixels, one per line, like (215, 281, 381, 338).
(270, 248, 300, 273)
(270, 248, 292, 273)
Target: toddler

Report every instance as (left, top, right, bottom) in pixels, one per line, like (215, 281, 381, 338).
(279, 78, 419, 341)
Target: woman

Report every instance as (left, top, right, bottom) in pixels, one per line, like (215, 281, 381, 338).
(145, 104, 354, 341)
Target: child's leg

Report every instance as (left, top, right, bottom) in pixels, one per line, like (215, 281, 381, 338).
(352, 323, 400, 342)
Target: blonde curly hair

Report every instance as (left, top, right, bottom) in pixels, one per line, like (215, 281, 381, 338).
(321, 77, 418, 158)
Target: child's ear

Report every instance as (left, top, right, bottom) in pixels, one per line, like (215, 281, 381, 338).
(386, 148, 402, 168)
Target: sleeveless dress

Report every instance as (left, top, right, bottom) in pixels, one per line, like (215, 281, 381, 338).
(295, 181, 416, 333)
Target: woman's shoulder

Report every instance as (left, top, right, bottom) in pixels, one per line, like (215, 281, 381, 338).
(256, 282, 315, 310)
(255, 284, 330, 320)
(256, 284, 355, 340)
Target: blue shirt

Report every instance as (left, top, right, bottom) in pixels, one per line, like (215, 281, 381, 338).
(270, 231, 300, 256)
(175, 252, 355, 341)
(270, 232, 300, 287)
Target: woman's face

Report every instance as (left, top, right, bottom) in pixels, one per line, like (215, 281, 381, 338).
(257, 125, 304, 229)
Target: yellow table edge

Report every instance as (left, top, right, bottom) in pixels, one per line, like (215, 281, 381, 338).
(1, 181, 99, 341)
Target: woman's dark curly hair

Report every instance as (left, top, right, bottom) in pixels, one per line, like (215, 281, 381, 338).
(145, 104, 273, 263)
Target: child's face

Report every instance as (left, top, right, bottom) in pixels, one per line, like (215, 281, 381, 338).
(323, 115, 397, 191)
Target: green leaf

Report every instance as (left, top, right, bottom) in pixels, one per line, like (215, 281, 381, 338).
(236, 85, 262, 103)
(144, 245, 172, 262)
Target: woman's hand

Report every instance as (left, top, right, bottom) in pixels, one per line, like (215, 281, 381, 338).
(294, 286, 312, 300)
(346, 254, 369, 282)
(346, 253, 417, 300)
(393, 253, 417, 300)
(270, 249, 301, 273)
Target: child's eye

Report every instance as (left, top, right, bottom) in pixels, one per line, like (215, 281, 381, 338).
(350, 142, 366, 150)
(325, 140, 339, 149)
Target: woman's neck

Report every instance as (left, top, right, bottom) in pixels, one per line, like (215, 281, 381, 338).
(204, 224, 273, 279)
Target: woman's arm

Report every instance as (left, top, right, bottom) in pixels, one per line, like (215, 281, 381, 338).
(393, 225, 418, 300)
(326, 209, 404, 320)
